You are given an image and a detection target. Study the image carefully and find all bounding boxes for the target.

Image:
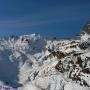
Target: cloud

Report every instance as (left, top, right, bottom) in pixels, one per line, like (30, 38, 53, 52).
(0, 15, 89, 29)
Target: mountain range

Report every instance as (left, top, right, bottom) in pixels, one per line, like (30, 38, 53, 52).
(0, 23, 90, 90)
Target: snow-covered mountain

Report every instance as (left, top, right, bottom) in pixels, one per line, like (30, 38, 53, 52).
(0, 24, 90, 90)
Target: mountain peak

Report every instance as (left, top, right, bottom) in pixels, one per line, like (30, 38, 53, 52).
(0, 25, 90, 90)
(83, 21, 90, 35)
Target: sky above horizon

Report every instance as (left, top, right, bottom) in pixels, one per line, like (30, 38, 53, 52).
(0, 0, 90, 38)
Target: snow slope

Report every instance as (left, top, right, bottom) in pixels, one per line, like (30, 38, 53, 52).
(0, 29, 90, 90)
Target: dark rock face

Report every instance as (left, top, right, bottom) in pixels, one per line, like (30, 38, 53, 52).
(83, 22, 90, 34)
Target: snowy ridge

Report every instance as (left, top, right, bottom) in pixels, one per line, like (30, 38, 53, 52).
(0, 29, 90, 90)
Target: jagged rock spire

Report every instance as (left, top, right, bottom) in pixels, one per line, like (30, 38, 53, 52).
(83, 21, 90, 34)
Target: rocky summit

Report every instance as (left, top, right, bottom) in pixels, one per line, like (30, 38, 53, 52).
(0, 24, 90, 90)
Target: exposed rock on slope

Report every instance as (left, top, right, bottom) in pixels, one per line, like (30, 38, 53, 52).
(0, 24, 90, 90)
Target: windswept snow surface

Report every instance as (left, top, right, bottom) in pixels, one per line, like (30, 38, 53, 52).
(0, 32, 90, 90)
